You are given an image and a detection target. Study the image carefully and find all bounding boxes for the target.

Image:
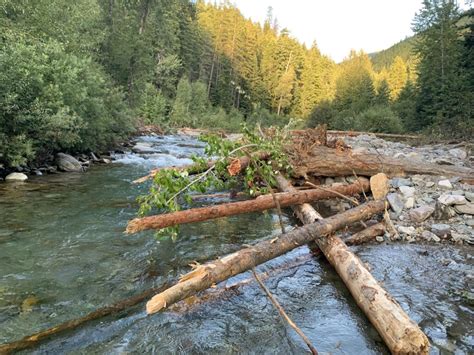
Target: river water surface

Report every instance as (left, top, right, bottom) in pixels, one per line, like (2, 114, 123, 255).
(0, 135, 472, 354)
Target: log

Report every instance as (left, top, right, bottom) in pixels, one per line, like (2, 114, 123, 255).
(0, 283, 171, 354)
(132, 152, 269, 184)
(343, 222, 386, 245)
(327, 130, 421, 140)
(145, 200, 385, 314)
(126, 178, 370, 234)
(275, 175, 429, 354)
(293, 145, 474, 180)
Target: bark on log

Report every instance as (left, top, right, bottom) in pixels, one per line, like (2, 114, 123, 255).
(344, 222, 386, 245)
(145, 200, 385, 314)
(126, 178, 369, 234)
(275, 175, 429, 354)
(294, 145, 474, 180)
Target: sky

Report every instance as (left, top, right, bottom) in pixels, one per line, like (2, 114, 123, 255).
(224, 0, 429, 62)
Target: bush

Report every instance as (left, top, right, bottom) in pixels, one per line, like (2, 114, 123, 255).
(354, 105, 404, 133)
(0, 37, 133, 167)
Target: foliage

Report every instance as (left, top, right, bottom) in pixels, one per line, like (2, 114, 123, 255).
(0, 36, 133, 167)
(137, 124, 292, 239)
(353, 105, 404, 133)
(139, 84, 169, 126)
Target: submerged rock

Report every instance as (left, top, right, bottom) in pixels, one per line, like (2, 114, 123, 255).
(55, 153, 83, 172)
(5, 172, 28, 182)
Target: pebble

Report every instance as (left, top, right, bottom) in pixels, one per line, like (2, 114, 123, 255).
(391, 178, 413, 188)
(454, 203, 474, 215)
(404, 197, 415, 209)
(398, 226, 416, 235)
(438, 179, 453, 189)
(437, 194, 466, 206)
(421, 230, 440, 242)
(431, 223, 451, 237)
(465, 192, 474, 202)
(425, 181, 435, 188)
(409, 205, 435, 222)
(387, 193, 404, 214)
(399, 186, 415, 198)
(376, 236, 384, 243)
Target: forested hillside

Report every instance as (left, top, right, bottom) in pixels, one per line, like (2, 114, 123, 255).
(1, 0, 472, 168)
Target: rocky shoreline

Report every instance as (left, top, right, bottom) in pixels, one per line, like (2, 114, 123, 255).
(323, 134, 474, 245)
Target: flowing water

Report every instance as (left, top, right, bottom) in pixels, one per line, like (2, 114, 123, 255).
(0, 135, 472, 354)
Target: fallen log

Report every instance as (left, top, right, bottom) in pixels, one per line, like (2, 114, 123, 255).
(0, 282, 171, 354)
(327, 130, 421, 140)
(126, 178, 369, 234)
(132, 152, 269, 184)
(145, 200, 385, 314)
(343, 222, 386, 245)
(275, 175, 429, 354)
(294, 145, 474, 180)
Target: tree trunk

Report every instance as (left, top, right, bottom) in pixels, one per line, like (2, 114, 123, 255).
(275, 175, 430, 355)
(294, 145, 474, 180)
(126, 178, 370, 234)
(145, 200, 385, 314)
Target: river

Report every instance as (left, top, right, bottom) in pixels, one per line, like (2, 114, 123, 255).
(0, 135, 472, 354)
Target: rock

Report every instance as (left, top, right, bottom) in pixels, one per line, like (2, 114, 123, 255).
(334, 176, 347, 184)
(465, 192, 474, 202)
(438, 179, 453, 189)
(435, 159, 455, 166)
(404, 197, 415, 209)
(454, 203, 474, 215)
(55, 153, 83, 172)
(391, 178, 413, 188)
(431, 223, 451, 237)
(466, 219, 474, 227)
(387, 193, 404, 214)
(399, 186, 415, 198)
(370, 173, 389, 200)
(5, 172, 28, 182)
(437, 194, 466, 206)
(425, 181, 435, 188)
(21, 295, 39, 313)
(345, 176, 358, 183)
(98, 158, 111, 164)
(448, 148, 467, 160)
(33, 170, 42, 176)
(325, 177, 335, 185)
(421, 230, 440, 242)
(433, 201, 457, 220)
(398, 226, 416, 235)
(132, 142, 156, 154)
(409, 205, 435, 222)
(376, 236, 384, 243)
(47, 166, 58, 174)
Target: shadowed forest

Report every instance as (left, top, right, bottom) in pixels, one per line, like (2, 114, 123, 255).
(1, 0, 473, 167)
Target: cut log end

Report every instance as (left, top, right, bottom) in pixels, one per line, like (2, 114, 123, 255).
(146, 296, 166, 314)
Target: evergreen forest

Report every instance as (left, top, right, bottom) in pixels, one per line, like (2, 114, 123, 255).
(1, 0, 473, 167)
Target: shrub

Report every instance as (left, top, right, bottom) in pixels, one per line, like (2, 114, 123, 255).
(0, 37, 133, 167)
(139, 83, 169, 125)
(354, 105, 404, 133)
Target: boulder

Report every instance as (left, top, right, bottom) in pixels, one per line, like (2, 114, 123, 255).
(409, 205, 435, 222)
(55, 153, 83, 172)
(5, 172, 28, 182)
(370, 173, 389, 200)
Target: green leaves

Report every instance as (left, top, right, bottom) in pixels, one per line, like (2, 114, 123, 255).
(137, 124, 292, 240)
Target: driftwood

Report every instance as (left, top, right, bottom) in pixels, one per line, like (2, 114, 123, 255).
(344, 222, 386, 245)
(293, 145, 474, 180)
(327, 130, 421, 140)
(0, 283, 171, 354)
(145, 200, 385, 314)
(275, 175, 429, 354)
(126, 178, 370, 234)
(252, 268, 318, 354)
